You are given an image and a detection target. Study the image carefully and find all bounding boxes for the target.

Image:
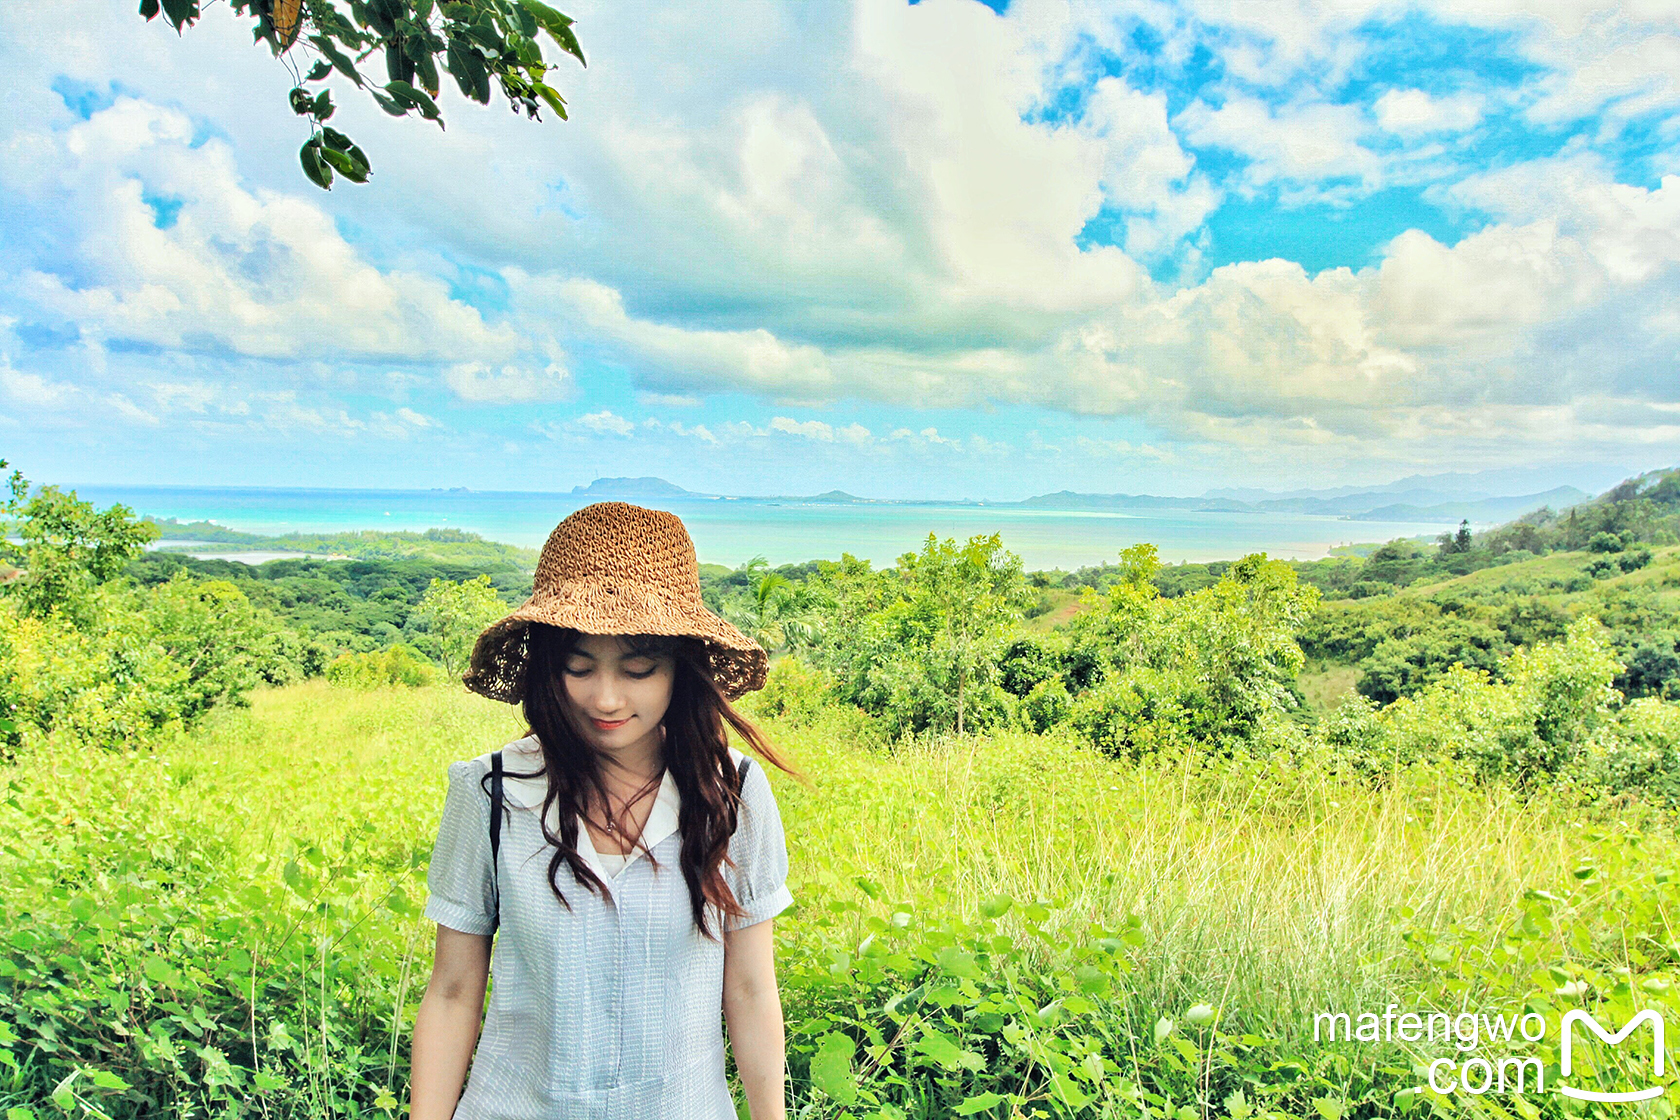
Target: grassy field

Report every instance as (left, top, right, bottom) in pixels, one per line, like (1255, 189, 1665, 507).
(2, 679, 1677, 1117)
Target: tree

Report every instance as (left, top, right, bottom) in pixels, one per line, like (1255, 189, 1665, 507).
(140, 0, 586, 190)
(0, 461, 158, 626)
(725, 557, 822, 654)
(897, 533, 1032, 736)
(1436, 519, 1473, 556)
(413, 574, 507, 679)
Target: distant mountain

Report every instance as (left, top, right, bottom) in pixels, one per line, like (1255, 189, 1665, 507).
(560, 475, 1594, 523)
(1015, 491, 1251, 513)
(1351, 487, 1592, 523)
(1205, 464, 1633, 507)
(569, 477, 708, 499)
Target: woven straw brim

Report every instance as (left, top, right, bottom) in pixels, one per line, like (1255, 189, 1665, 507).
(461, 580, 768, 703)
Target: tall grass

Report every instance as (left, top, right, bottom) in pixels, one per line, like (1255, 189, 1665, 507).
(0, 680, 1673, 1117)
(771, 716, 1641, 1041)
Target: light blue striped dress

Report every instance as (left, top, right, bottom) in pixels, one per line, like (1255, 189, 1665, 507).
(424, 735, 794, 1119)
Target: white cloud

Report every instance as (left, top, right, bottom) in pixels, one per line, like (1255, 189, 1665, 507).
(577, 409, 636, 437)
(767, 416, 872, 445)
(1375, 89, 1484, 136)
(0, 364, 79, 408)
(444, 360, 572, 403)
(396, 407, 439, 428)
(3, 97, 517, 365)
(1177, 96, 1381, 196)
(3, 0, 1679, 481)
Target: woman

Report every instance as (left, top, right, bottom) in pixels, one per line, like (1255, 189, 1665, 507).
(409, 502, 797, 1120)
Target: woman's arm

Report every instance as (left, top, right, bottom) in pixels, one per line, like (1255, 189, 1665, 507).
(723, 917, 786, 1120)
(410, 924, 493, 1120)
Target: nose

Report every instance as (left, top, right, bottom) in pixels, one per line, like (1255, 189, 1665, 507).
(593, 672, 626, 714)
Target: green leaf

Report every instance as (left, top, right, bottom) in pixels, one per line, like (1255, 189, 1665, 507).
(913, 1029, 983, 1072)
(385, 80, 440, 121)
(809, 1032, 856, 1106)
(520, 0, 585, 65)
(299, 138, 334, 190)
(446, 38, 489, 102)
(461, 22, 503, 52)
(305, 60, 332, 81)
(1051, 1073, 1092, 1109)
(139, 0, 161, 19)
(370, 89, 407, 117)
(956, 1093, 1006, 1115)
(535, 83, 567, 121)
(49, 1070, 77, 1111)
(409, 47, 440, 97)
(88, 1070, 130, 1090)
(159, 0, 199, 30)
(7, 1107, 38, 1120)
(308, 34, 365, 87)
(979, 893, 1012, 918)
(1154, 1016, 1174, 1043)
(935, 947, 980, 979)
(319, 145, 369, 183)
(1312, 1098, 1345, 1120)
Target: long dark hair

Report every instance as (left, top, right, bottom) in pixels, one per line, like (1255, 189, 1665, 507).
(488, 622, 795, 938)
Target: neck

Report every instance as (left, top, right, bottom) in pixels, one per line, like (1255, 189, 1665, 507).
(599, 728, 665, 784)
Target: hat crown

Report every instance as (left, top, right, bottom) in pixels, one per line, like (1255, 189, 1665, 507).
(535, 502, 698, 595)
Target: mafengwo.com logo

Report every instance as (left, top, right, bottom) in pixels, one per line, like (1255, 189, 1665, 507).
(1313, 1005, 1667, 1101)
(1558, 1010, 1664, 1103)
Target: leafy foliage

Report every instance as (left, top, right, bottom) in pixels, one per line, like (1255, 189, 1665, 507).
(325, 644, 437, 688)
(0, 463, 158, 627)
(137, 0, 586, 190)
(410, 574, 507, 678)
(800, 535, 1035, 738)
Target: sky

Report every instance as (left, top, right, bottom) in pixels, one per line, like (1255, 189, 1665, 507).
(2, 0, 1678, 500)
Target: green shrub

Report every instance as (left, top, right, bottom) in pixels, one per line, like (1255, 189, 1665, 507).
(1381, 618, 1622, 786)
(1018, 677, 1071, 734)
(1063, 555, 1316, 756)
(0, 574, 306, 753)
(1618, 548, 1652, 572)
(750, 656, 835, 726)
(325, 645, 435, 689)
(1576, 698, 1680, 806)
(1588, 531, 1626, 553)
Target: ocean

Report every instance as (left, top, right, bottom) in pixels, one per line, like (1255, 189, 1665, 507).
(75, 485, 1464, 571)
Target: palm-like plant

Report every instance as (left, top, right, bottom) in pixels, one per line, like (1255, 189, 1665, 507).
(726, 557, 824, 654)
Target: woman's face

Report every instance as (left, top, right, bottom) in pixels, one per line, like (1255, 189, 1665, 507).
(560, 633, 676, 759)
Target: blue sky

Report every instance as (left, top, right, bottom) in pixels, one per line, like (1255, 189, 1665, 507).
(2, 0, 1678, 499)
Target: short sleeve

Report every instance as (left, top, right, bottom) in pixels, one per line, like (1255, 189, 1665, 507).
(723, 760, 793, 932)
(423, 759, 498, 936)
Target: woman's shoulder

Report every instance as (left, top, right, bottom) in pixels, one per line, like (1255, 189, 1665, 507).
(447, 734, 542, 783)
(729, 747, 778, 808)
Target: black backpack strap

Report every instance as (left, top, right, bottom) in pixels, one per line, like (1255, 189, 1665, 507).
(735, 753, 753, 794)
(489, 750, 503, 934)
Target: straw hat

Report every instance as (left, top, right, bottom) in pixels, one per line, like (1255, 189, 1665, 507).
(462, 502, 768, 703)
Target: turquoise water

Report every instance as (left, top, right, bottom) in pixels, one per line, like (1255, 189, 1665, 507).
(79, 485, 1458, 570)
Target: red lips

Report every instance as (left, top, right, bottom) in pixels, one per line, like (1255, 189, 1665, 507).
(591, 716, 630, 730)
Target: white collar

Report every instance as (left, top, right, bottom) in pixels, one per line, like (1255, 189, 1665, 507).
(478, 736, 743, 880)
